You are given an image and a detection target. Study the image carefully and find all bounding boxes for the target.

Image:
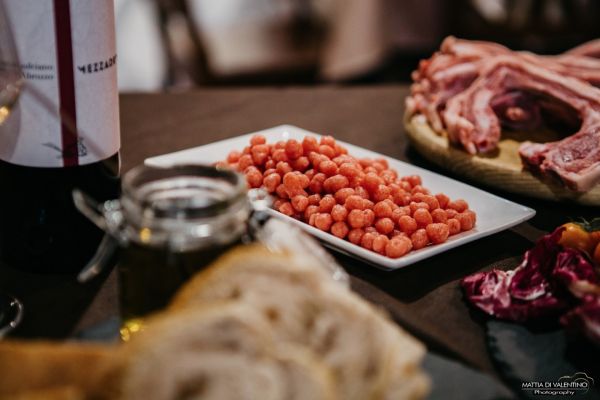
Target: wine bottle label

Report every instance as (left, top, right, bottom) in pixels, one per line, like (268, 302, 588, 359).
(0, 0, 120, 167)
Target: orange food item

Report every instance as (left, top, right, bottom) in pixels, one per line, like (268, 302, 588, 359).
(223, 135, 477, 258)
(558, 222, 596, 255)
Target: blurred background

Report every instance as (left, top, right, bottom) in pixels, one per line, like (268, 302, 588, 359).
(115, 0, 600, 91)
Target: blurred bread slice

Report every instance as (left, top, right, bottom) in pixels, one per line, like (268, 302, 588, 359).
(170, 245, 332, 337)
(170, 244, 429, 400)
(121, 303, 336, 400)
(0, 341, 120, 399)
(3, 386, 84, 400)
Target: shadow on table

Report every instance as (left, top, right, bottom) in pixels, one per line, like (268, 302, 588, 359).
(336, 230, 531, 303)
(0, 263, 113, 339)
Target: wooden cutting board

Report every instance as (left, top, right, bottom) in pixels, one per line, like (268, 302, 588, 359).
(404, 115, 600, 206)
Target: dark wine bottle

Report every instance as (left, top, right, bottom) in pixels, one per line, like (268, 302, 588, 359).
(0, 0, 120, 273)
(0, 156, 120, 273)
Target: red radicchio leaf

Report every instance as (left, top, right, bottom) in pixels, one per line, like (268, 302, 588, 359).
(552, 247, 600, 299)
(461, 227, 579, 322)
(509, 227, 564, 301)
(560, 295, 600, 347)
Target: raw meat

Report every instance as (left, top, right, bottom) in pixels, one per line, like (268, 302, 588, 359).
(407, 37, 600, 192)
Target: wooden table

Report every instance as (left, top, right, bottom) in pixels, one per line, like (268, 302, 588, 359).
(3, 85, 596, 386)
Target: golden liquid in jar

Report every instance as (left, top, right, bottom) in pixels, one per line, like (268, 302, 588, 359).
(118, 240, 239, 341)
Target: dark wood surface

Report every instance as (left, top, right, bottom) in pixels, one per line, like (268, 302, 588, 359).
(3, 85, 597, 384)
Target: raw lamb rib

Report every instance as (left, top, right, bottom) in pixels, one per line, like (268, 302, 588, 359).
(407, 37, 600, 192)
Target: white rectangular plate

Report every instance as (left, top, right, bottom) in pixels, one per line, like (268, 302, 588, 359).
(146, 124, 535, 270)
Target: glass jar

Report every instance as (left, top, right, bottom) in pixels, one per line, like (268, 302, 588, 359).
(75, 164, 251, 339)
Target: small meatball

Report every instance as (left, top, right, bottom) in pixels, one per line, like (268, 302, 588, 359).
(435, 193, 450, 209)
(227, 150, 241, 163)
(371, 162, 386, 172)
(348, 228, 365, 245)
(375, 158, 389, 169)
(276, 184, 289, 199)
(410, 229, 429, 250)
(393, 191, 411, 206)
(413, 209, 433, 227)
(372, 235, 390, 255)
(363, 209, 376, 227)
(291, 195, 309, 212)
(391, 207, 409, 223)
(348, 209, 366, 228)
(338, 163, 360, 179)
(373, 201, 393, 218)
(264, 159, 276, 170)
(323, 175, 349, 193)
(319, 145, 336, 159)
(431, 208, 448, 223)
(238, 154, 254, 171)
(319, 195, 336, 213)
(250, 134, 266, 146)
(320, 135, 336, 147)
(308, 152, 328, 167)
(398, 215, 418, 235)
(331, 204, 348, 222)
(308, 194, 321, 205)
(409, 201, 430, 215)
(283, 172, 303, 191)
(332, 155, 354, 166)
(405, 175, 422, 187)
(334, 143, 348, 155)
(456, 210, 476, 231)
(331, 221, 349, 239)
(380, 170, 396, 185)
(411, 185, 429, 195)
(278, 202, 294, 216)
(302, 136, 319, 155)
(304, 205, 319, 221)
(291, 156, 310, 172)
(314, 213, 333, 231)
(354, 186, 370, 199)
(276, 161, 292, 175)
(251, 144, 270, 166)
(360, 232, 377, 250)
(363, 173, 382, 193)
(448, 199, 469, 213)
(344, 195, 364, 210)
(372, 185, 391, 202)
(319, 160, 338, 176)
(358, 158, 373, 168)
(334, 188, 355, 204)
(245, 167, 263, 188)
(297, 173, 310, 189)
(285, 139, 304, 160)
(272, 149, 288, 163)
(274, 141, 286, 150)
(375, 218, 394, 235)
(445, 209, 458, 219)
(426, 223, 450, 244)
(386, 236, 413, 258)
(421, 195, 440, 210)
(398, 181, 411, 193)
(309, 173, 327, 193)
(447, 218, 461, 235)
